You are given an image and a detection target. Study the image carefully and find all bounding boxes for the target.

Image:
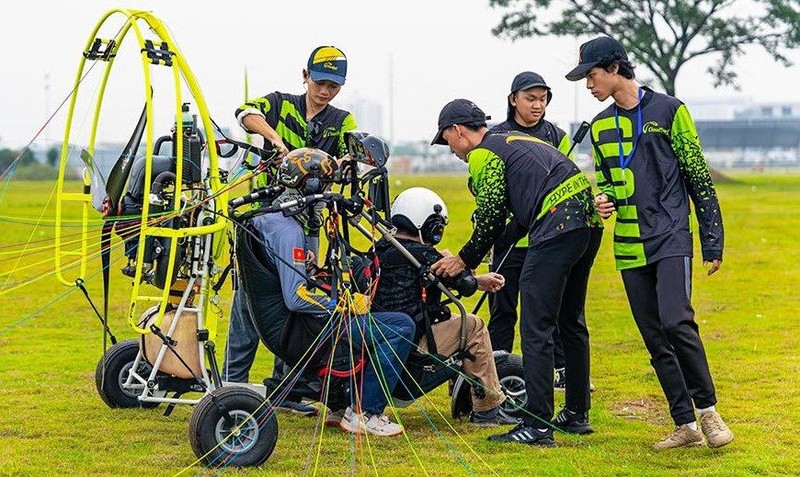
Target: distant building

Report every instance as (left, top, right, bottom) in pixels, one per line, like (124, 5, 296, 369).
(734, 102, 800, 120)
(691, 99, 800, 168)
(339, 94, 384, 138)
(684, 97, 752, 121)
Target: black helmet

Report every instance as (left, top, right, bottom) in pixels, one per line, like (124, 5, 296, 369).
(277, 147, 338, 194)
(345, 131, 390, 167)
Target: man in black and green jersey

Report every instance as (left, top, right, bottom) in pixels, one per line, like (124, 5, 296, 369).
(430, 99, 603, 446)
(487, 71, 583, 392)
(234, 45, 357, 188)
(566, 35, 733, 450)
(223, 46, 357, 416)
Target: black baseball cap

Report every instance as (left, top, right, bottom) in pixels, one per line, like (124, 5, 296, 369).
(565, 36, 629, 81)
(511, 71, 550, 95)
(508, 71, 552, 119)
(431, 99, 491, 145)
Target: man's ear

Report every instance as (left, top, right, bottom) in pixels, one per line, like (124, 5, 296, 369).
(508, 93, 516, 108)
(302, 69, 309, 81)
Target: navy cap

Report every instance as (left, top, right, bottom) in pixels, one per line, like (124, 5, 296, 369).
(508, 71, 552, 119)
(307, 46, 347, 85)
(565, 36, 628, 81)
(431, 99, 491, 145)
(511, 71, 550, 94)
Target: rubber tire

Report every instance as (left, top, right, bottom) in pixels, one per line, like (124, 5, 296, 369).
(496, 353, 527, 419)
(188, 386, 278, 468)
(95, 339, 159, 409)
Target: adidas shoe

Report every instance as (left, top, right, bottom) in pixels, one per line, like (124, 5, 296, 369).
(487, 422, 556, 447)
(551, 407, 594, 434)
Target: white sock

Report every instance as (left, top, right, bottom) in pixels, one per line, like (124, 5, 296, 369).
(686, 421, 698, 431)
(697, 406, 716, 415)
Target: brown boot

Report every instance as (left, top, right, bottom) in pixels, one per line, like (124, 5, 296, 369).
(653, 424, 704, 450)
(699, 411, 734, 448)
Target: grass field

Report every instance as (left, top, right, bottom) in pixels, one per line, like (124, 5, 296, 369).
(0, 171, 798, 476)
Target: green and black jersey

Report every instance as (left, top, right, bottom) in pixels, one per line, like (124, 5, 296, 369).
(490, 118, 572, 158)
(459, 132, 600, 270)
(590, 87, 723, 271)
(235, 91, 357, 187)
(489, 118, 576, 248)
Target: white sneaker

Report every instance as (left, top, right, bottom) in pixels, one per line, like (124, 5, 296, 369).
(340, 407, 403, 436)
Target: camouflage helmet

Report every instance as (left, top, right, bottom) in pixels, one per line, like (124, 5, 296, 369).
(277, 147, 338, 194)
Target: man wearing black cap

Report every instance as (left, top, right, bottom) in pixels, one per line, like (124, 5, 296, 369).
(430, 99, 603, 446)
(224, 45, 358, 417)
(487, 72, 579, 393)
(566, 35, 734, 450)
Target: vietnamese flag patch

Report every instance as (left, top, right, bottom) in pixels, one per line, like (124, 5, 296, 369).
(293, 247, 306, 263)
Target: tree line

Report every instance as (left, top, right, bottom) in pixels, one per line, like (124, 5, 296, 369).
(0, 145, 60, 180)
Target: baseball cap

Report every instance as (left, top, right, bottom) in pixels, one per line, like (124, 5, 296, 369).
(508, 71, 552, 119)
(431, 99, 491, 146)
(565, 36, 628, 81)
(511, 71, 550, 95)
(307, 46, 347, 85)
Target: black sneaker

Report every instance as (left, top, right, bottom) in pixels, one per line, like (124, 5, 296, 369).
(551, 407, 593, 434)
(469, 407, 519, 427)
(276, 399, 319, 417)
(553, 367, 566, 391)
(487, 422, 556, 446)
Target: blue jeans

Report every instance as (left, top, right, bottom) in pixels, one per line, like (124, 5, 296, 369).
(222, 288, 259, 383)
(349, 311, 415, 415)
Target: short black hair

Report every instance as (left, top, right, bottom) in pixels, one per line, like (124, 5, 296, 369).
(597, 58, 636, 79)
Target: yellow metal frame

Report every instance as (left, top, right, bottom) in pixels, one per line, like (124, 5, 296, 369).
(54, 9, 227, 338)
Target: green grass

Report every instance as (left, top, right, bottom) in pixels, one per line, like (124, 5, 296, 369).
(0, 171, 798, 476)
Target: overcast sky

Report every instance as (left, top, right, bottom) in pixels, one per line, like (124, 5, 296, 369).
(2, 0, 799, 150)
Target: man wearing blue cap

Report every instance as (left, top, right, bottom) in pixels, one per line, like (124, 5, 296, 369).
(430, 99, 603, 446)
(566, 35, 733, 450)
(224, 46, 357, 417)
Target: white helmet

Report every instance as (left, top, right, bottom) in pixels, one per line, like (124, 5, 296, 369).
(390, 187, 449, 244)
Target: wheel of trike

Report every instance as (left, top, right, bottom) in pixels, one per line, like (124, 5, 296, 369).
(188, 386, 278, 468)
(95, 339, 159, 409)
(496, 353, 526, 419)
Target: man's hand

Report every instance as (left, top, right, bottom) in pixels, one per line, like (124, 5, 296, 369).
(704, 259, 722, 276)
(431, 255, 466, 278)
(305, 250, 316, 271)
(594, 193, 616, 219)
(476, 272, 505, 292)
(270, 138, 289, 164)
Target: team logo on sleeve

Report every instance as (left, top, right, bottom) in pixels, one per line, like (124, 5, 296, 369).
(293, 247, 306, 264)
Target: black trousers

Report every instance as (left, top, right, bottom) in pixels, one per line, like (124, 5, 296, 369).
(488, 247, 566, 368)
(519, 227, 602, 424)
(621, 256, 717, 426)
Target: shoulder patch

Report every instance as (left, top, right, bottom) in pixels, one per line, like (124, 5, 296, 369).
(292, 247, 306, 263)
